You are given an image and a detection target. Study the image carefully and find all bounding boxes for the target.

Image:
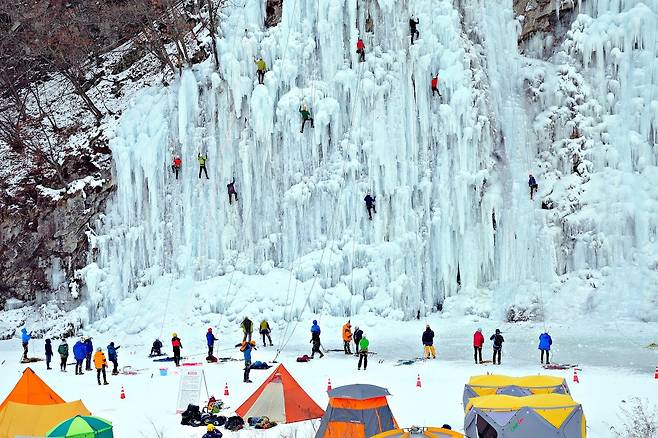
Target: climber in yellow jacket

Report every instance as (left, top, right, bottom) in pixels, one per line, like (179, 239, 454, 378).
(255, 58, 267, 85)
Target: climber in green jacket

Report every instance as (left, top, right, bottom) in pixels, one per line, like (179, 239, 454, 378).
(357, 334, 369, 370)
(255, 58, 267, 85)
(299, 104, 314, 133)
(198, 153, 209, 179)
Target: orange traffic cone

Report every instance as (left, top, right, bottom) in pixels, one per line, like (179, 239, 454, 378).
(120, 386, 126, 399)
(654, 366, 657, 379)
(416, 374, 422, 388)
(573, 369, 579, 384)
(224, 383, 229, 396)
(327, 378, 332, 392)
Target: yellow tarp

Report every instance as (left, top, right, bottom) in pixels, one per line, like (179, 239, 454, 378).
(466, 394, 579, 429)
(0, 400, 91, 438)
(467, 374, 568, 396)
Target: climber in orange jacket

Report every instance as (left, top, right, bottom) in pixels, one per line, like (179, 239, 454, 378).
(342, 321, 353, 355)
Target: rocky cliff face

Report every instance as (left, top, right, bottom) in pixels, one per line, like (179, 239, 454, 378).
(514, 0, 575, 43)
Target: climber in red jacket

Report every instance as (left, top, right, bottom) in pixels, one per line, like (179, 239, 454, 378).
(356, 38, 365, 62)
(473, 328, 484, 364)
(172, 156, 182, 179)
(431, 74, 442, 97)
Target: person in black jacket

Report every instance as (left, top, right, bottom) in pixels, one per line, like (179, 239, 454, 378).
(150, 339, 163, 356)
(364, 194, 376, 220)
(409, 17, 419, 44)
(353, 327, 363, 353)
(45, 339, 53, 370)
(422, 325, 436, 359)
(490, 329, 504, 365)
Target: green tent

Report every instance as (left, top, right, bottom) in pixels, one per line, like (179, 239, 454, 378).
(47, 415, 113, 438)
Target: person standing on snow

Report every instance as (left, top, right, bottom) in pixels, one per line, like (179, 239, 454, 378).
(58, 338, 69, 372)
(409, 17, 419, 44)
(490, 329, 504, 365)
(172, 155, 182, 179)
(241, 317, 254, 342)
(431, 74, 442, 97)
(20, 328, 32, 361)
(84, 337, 93, 371)
(45, 339, 53, 370)
(227, 178, 238, 204)
(473, 328, 484, 364)
(107, 342, 120, 375)
(342, 321, 353, 354)
(358, 334, 369, 370)
(356, 38, 366, 62)
(93, 347, 109, 385)
(364, 194, 376, 220)
(259, 319, 273, 346)
(528, 174, 538, 200)
(73, 338, 86, 375)
(240, 340, 257, 383)
(310, 320, 324, 358)
(198, 153, 209, 179)
(538, 331, 552, 364)
(206, 328, 218, 358)
(299, 104, 315, 133)
(422, 325, 436, 359)
(172, 333, 183, 367)
(255, 57, 267, 85)
(353, 326, 363, 353)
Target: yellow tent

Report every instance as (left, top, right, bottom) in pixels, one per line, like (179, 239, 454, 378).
(463, 374, 570, 406)
(464, 394, 586, 438)
(0, 400, 91, 438)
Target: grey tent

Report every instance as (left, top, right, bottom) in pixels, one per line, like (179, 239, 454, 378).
(462, 375, 570, 407)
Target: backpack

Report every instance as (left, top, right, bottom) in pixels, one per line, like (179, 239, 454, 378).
(58, 344, 68, 356)
(296, 354, 310, 362)
(224, 416, 244, 431)
(181, 404, 202, 426)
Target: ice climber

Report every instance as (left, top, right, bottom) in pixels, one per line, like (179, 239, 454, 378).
(73, 338, 86, 375)
(45, 338, 53, 370)
(538, 331, 552, 364)
(172, 333, 183, 367)
(206, 328, 218, 358)
(364, 194, 376, 220)
(107, 341, 120, 375)
(422, 325, 436, 359)
(20, 327, 31, 361)
(240, 340, 256, 383)
(93, 347, 109, 385)
(299, 104, 315, 133)
(528, 174, 538, 199)
(241, 317, 253, 342)
(473, 328, 484, 364)
(150, 339, 163, 356)
(198, 153, 209, 179)
(227, 178, 238, 204)
(358, 334, 369, 370)
(353, 326, 363, 353)
(172, 155, 182, 179)
(342, 320, 353, 354)
(409, 17, 419, 44)
(84, 337, 93, 371)
(58, 338, 69, 372)
(255, 57, 267, 85)
(431, 74, 442, 97)
(490, 329, 504, 365)
(310, 320, 324, 358)
(203, 424, 223, 438)
(356, 38, 366, 62)
(259, 319, 273, 346)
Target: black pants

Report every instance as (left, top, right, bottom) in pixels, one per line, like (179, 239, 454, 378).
(432, 86, 442, 96)
(301, 117, 314, 133)
(257, 70, 265, 84)
(76, 360, 84, 374)
(22, 342, 28, 359)
(208, 345, 214, 357)
(357, 49, 365, 62)
(242, 332, 252, 342)
(261, 332, 272, 346)
(85, 354, 92, 370)
(474, 346, 482, 364)
(199, 165, 209, 179)
(150, 347, 161, 356)
(358, 352, 368, 370)
(311, 345, 324, 358)
(60, 356, 67, 371)
(229, 192, 238, 204)
(366, 205, 376, 220)
(541, 350, 550, 364)
(173, 347, 181, 366)
(172, 165, 179, 179)
(97, 367, 107, 385)
(493, 348, 502, 365)
(411, 29, 419, 44)
(111, 359, 118, 374)
(46, 354, 52, 369)
(244, 361, 252, 382)
(344, 341, 352, 354)
(355, 339, 360, 353)
(530, 184, 538, 199)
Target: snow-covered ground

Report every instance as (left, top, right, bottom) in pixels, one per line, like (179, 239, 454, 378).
(2, 310, 657, 437)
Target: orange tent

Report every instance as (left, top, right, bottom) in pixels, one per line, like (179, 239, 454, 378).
(0, 367, 65, 410)
(236, 364, 324, 423)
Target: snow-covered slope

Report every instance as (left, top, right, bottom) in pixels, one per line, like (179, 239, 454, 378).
(76, 0, 658, 326)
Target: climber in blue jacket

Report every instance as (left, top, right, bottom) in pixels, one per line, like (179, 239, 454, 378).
(107, 342, 120, 375)
(73, 339, 87, 375)
(84, 337, 93, 371)
(20, 328, 32, 361)
(310, 320, 321, 335)
(206, 328, 218, 357)
(528, 174, 538, 200)
(538, 332, 552, 364)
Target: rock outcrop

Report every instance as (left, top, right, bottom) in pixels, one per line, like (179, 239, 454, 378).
(514, 0, 575, 41)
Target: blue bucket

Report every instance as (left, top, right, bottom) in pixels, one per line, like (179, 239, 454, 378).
(159, 368, 168, 376)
